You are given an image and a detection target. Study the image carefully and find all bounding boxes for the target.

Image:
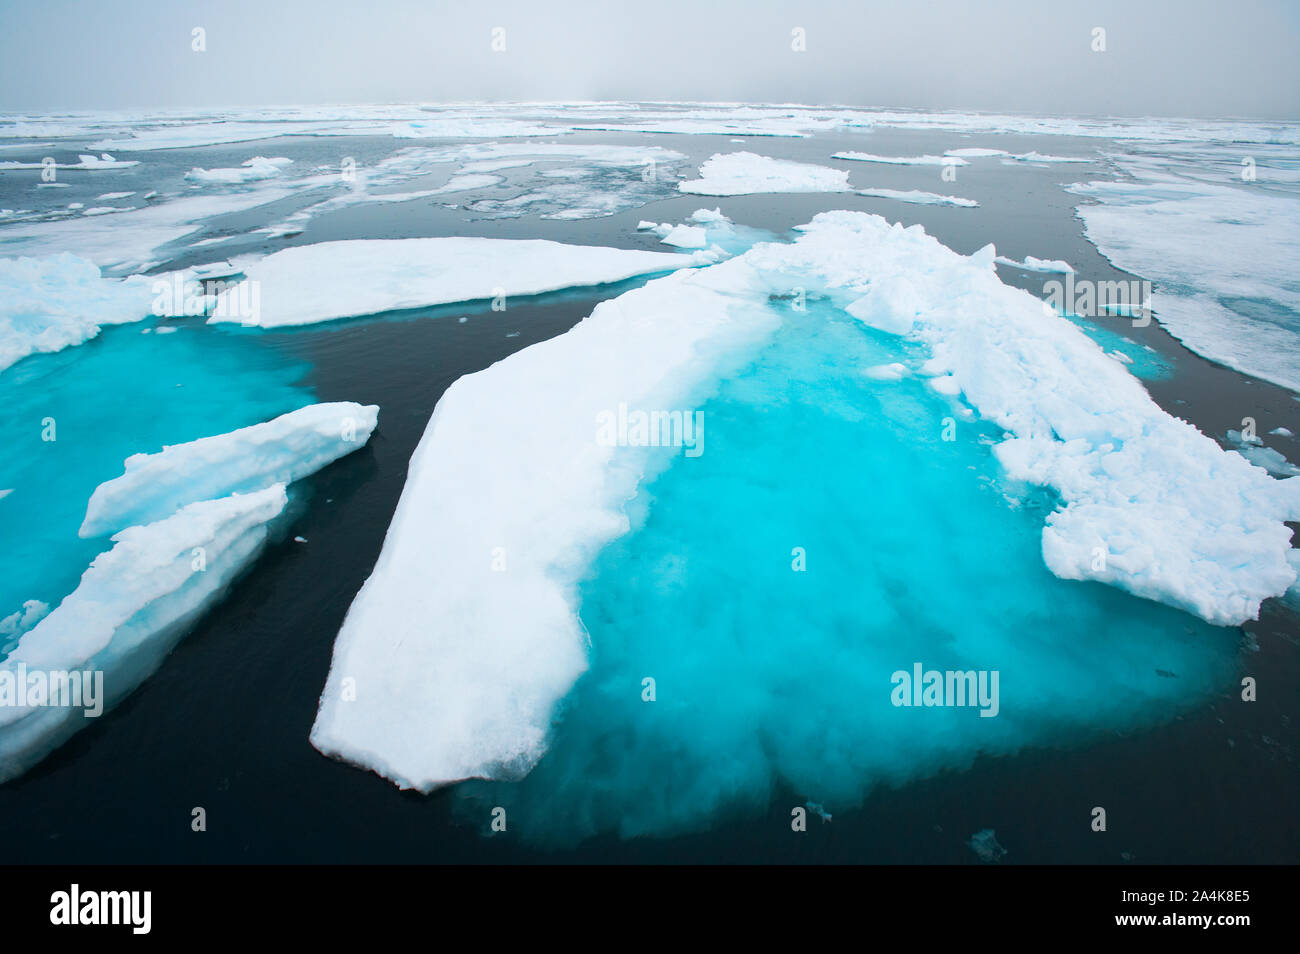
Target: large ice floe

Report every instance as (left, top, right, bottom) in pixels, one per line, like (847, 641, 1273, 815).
(208, 238, 700, 327)
(0, 401, 377, 781)
(312, 210, 1299, 805)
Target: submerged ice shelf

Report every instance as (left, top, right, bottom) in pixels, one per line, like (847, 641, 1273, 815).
(312, 211, 1299, 805)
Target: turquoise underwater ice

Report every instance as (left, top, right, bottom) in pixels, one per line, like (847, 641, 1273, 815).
(461, 298, 1239, 843)
(0, 323, 312, 658)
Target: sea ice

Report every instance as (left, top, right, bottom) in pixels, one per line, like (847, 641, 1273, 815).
(79, 402, 380, 538)
(0, 486, 289, 782)
(209, 238, 699, 327)
(311, 210, 1298, 796)
(679, 152, 851, 196)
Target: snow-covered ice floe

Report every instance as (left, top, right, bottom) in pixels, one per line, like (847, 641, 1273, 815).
(856, 188, 978, 208)
(0, 399, 379, 781)
(0, 153, 138, 170)
(994, 255, 1073, 273)
(184, 156, 293, 185)
(679, 152, 850, 195)
(0, 253, 156, 371)
(311, 210, 1299, 793)
(80, 402, 380, 537)
(208, 238, 701, 327)
(0, 485, 287, 782)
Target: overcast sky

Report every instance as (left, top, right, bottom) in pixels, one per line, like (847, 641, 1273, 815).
(1, 0, 1297, 119)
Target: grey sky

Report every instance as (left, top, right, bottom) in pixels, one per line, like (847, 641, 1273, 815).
(1, 0, 1296, 119)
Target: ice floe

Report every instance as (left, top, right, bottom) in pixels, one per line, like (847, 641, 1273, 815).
(679, 152, 850, 195)
(311, 210, 1299, 795)
(80, 402, 379, 538)
(0, 253, 156, 371)
(208, 238, 699, 327)
(0, 485, 289, 782)
(994, 255, 1074, 273)
(184, 156, 293, 185)
(857, 188, 978, 208)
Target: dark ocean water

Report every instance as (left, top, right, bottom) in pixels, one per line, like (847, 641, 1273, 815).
(0, 127, 1295, 863)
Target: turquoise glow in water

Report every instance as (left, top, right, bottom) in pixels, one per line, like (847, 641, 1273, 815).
(0, 321, 313, 656)
(463, 300, 1237, 843)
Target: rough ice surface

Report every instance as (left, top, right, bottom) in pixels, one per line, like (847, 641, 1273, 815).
(679, 152, 851, 195)
(184, 156, 293, 185)
(209, 238, 699, 327)
(857, 188, 978, 208)
(0, 253, 156, 370)
(311, 234, 799, 791)
(80, 402, 379, 538)
(1068, 167, 1300, 392)
(994, 255, 1074, 273)
(312, 210, 1296, 799)
(0, 153, 138, 170)
(0, 486, 289, 782)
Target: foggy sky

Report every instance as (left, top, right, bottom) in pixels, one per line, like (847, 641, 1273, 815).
(1, 0, 1297, 120)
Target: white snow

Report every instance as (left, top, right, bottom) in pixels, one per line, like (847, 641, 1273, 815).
(0, 486, 289, 782)
(0, 253, 156, 371)
(679, 152, 851, 196)
(79, 402, 380, 538)
(1067, 169, 1300, 392)
(0, 153, 138, 170)
(208, 238, 699, 327)
(856, 188, 978, 208)
(184, 156, 293, 185)
(994, 255, 1074, 273)
(658, 225, 708, 248)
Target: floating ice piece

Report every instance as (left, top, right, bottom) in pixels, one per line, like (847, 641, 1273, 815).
(97, 191, 135, 200)
(311, 209, 1300, 796)
(79, 402, 379, 538)
(994, 255, 1074, 273)
(659, 225, 708, 248)
(805, 801, 832, 822)
(0, 253, 157, 371)
(832, 152, 967, 166)
(0, 154, 139, 170)
(856, 188, 978, 208)
(0, 485, 289, 783)
(184, 156, 293, 185)
(679, 152, 850, 196)
(945, 148, 1011, 158)
(1272, 427, 1294, 437)
(210, 238, 697, 327)
(1235, 445, 1300, 477)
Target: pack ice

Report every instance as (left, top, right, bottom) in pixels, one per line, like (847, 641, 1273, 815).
(312, 211, 1299, 794)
